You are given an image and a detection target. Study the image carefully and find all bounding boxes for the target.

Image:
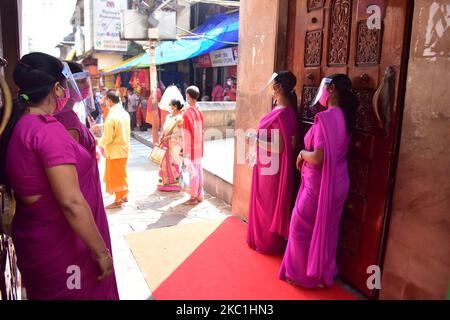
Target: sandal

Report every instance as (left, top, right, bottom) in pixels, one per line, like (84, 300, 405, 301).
(182, 198, 199, 206)
(105, 202, 123, 209)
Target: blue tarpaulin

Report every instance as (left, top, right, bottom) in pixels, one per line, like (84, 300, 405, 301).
(102, 13, 239, 75)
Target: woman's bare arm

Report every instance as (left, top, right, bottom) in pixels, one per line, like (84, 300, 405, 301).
(298, 149, 324, 167)
(46, 165, 109, 260)
(68, 129, 80, 143)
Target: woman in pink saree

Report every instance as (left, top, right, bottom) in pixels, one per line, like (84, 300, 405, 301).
(0, 53, 118, 299)
(247, 71, 300, 254)
(279, 74, 358, 288)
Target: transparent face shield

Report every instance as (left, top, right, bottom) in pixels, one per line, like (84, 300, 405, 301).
(260, 72, 278, 95)
(311, 77, 333, 107)
(61, 62, 84, 103)
(72, 70, 95, 114)
(62, 63, 98, 124)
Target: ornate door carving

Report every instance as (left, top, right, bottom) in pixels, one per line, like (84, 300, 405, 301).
(287, 0, 412, 297)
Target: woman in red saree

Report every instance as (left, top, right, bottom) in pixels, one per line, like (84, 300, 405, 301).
(279, 74, 358, 288)
(246, 71, 300, 254)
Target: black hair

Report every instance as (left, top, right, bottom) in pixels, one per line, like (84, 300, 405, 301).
(186, 85, 200, 100)
(0, 52, 65, 185)
(65, 61, 86, 109)
(66, 61, 83, 74)
(170, 99, 183, 111)
(328, 74, 358, 132)
(274, 70, 300, 125)
(106, 90, 120, 104)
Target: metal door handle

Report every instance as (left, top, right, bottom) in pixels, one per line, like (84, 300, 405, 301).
(372, 66, 395, 134)
(0, 57, 12, 137)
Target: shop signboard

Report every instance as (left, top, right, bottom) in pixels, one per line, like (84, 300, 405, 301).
(93, 0, 128, 52)
(193, 46, 238, 68)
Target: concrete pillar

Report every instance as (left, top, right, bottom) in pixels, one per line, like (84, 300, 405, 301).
(231, 0, 288, 219)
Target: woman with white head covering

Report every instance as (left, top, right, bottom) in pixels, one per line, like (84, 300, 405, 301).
(158, 85, 185, 133)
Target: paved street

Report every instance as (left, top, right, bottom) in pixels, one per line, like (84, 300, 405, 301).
(101, 138, 232, 300)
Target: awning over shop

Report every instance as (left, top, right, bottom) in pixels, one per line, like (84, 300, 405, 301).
(101, 12, 239, 75)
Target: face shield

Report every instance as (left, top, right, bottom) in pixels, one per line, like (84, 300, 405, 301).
(311, 77, 333, 107)
(61, 62, 84, 103)
(72, 70, 95, 111)
(260, 72, 278, 95)
(62, 62, 97, 120)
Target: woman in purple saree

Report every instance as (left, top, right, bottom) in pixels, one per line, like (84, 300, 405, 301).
(279, 74, 358, 288)
(0, 53, 118, 299)
(247, 71, 300, 254)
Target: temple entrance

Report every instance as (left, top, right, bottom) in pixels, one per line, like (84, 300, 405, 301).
(286, 0, 413, 297)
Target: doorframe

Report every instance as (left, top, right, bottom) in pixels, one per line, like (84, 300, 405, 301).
(281, 0, 416, 299)
(376, 0, 415, 299)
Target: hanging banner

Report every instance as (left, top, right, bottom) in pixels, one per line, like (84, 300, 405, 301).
(193, 46, 238, 68)
(93, 0, 128, 52)
(209, 47, 236, 67)
(195, 54, 213, 68)
(232, 47, 239, 63)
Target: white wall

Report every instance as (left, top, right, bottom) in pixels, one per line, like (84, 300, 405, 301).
(176, 0, 191, 35)
(95, 52, 124, 70)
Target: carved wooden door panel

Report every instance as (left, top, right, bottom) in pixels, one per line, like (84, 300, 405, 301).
(286, 0, 412, 297)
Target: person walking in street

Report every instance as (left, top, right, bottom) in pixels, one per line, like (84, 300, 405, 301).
(246, 71, 300, 254)
(100, 87, 109, 122)
(126, 87, 139, 131)
(182, 85, 205, 205)
(135, 90, 145, 130)
(97, 90, 131, 209)
(139, 88, 149, 131)
(0, 52, 119, 299)
(279, 74, 357, 288)
(157, 99, 184, 191)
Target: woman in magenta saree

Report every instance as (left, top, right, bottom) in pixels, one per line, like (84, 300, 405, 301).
(0, 53, 118, 299)
(247, 71, 300, 254)
(279, 74, 358, 288)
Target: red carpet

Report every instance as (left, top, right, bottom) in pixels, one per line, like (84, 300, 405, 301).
(153, 216, 357, 300)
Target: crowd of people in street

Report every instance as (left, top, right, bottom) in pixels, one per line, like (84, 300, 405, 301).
(0, 49, 357, 299)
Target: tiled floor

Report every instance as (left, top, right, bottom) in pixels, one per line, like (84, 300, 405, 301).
(100, 138, 231, 300)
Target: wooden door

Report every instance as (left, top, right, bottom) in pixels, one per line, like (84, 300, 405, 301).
(286, 0, 412, 297)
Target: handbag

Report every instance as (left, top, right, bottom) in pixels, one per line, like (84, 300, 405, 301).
(149, 143, 167, 165)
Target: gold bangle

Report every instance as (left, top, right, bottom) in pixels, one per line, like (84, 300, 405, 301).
(94, 249, 110, 261)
